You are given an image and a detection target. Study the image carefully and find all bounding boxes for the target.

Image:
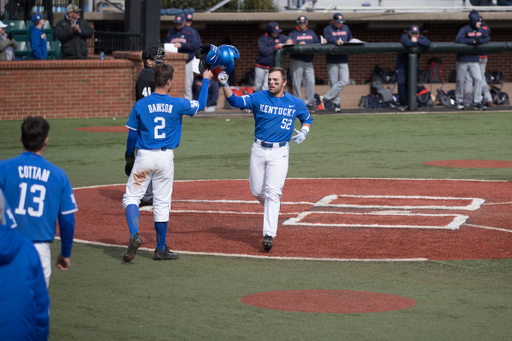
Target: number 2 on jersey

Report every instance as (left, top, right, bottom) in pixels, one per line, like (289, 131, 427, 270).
(154, 117, 166, 139)
(281, 118, 293, 130)
(15, 182, 46, 217)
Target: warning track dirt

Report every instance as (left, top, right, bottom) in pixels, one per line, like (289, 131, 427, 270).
(73, 178, 512, 261)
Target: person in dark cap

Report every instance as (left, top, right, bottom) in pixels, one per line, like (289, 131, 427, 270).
(394, 25, 431, 111)
(454, 10, 489, 110)
(55, 4, 93, 59)
(288, 15, 320, 113)
(165, 14, 201, 100)
(184, 12, 202, 47)
(253, 21, 293, 92)
(320, 13, 354, 112)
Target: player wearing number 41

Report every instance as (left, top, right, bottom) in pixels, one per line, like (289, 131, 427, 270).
(218, 67, 312, 252)
(0, 116, 78, 288)
(123, 64, 213, 262)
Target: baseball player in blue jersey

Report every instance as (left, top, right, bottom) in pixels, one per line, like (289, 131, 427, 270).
(1, 188, 50, 341)
(218, 67, 313, 252)
(321, 13, 354, 112)
(254, 22, 294, 92)
(123, 64, 213, 262)
(395, 25, 431, 111)
(288, 15, 320, 113)
(165, 14, 201, 100)
(0, 116, 77, 287)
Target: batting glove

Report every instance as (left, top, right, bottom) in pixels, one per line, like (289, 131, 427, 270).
(218, 71, 229, 87)
(292, 128, 308, 144)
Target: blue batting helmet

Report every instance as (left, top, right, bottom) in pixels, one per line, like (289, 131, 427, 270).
(216, 45, 240, 75)
(195, 43, 239, 75)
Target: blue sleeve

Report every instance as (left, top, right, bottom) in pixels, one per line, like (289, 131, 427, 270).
(455, 26, 474, 44)
(194, 78, 210, 113)
(58, 213, 74, 258)
(479, 27, 490, 44)
(164, 29, 175, 43)
(226, 93, 252, 110)
(1, 191, 16, 229)
(258, 34, 276, 57)
(297, 102, 313, 125)
(126, 129, 137, 155)
(324, 25, 337, 44)
(417, 35, 431, 47)
(401, 34, 417, 47)
(279, 34, 289, 43)
(30, 30, 45, 60)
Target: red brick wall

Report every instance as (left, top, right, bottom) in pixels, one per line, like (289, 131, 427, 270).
(197, 22, 512, 84)
(0, 53, 187, 121)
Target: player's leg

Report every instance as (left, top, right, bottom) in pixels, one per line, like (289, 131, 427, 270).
(463, 68, 473, 107)
(479, 57, 492, 105)
(469, 62, 483, 107)
(290, 58, 304, 99)
(33, 242, 51, 288)
(185, 61, 194, 100)
(249, 143, 267, 206)
(331, 63, 350, 107)
(455, 61, 468, 108)
(254, 67, 267, 92)
(141, 182, 153, 206)
(303, 62, 316, 107)
(261, 144, 289, 239)
(151, 149, 179, 260)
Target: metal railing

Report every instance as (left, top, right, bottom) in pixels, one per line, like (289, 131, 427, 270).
(94, 31, 142, 54)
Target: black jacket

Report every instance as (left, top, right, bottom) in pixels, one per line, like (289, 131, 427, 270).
(55, 15, 93, 59)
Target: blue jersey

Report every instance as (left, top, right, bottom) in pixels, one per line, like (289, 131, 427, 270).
(227, 91, 313, 142)
(126, 92, 202, 150)
(0, 152, 78, 242)
(0, 189, 17, 229)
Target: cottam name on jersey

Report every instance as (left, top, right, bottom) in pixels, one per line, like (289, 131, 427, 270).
(259, 104, 296, 117)
(18, 166, 50, 183)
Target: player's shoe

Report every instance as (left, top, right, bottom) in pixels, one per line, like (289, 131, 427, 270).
(473, 103, 486, 111)
(123, 233, 142, 263)
(320, 96, 335, 111)
(153, 245, 180, 260)
(334, 104, 341, 112)
(306, 104, 317, 113)
(262, 235, 273, 252)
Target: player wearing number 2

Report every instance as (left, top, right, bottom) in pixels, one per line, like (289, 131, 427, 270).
(218, 67, 312, 252)
(122, 64, 213, 262)
(0, 116, 78, 287)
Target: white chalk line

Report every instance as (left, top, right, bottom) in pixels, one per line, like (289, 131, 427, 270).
(58, 237, 428, 262)
(465, 224, 512, 233)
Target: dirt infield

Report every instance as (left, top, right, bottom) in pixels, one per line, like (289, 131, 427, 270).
(73, 178, 512, 261)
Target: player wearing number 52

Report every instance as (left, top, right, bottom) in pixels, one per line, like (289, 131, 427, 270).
(0, 116, 78, 288)
(219, 67, 312, 252)
(122, 64, 213, 262)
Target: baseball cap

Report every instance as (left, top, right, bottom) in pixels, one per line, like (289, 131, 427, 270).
(185, 13, 193, 21)
(267, 22, 282, 34)
(297, 15, 308, 23)
(67, 4, 81, 13)
(32, 13, 45, 23)
(174, 14, 185, 24)
(0, 21, 7, 29)
(333, 13, 345, 24)
(142, 46, 159, 60)
(409, 25, 420, 34)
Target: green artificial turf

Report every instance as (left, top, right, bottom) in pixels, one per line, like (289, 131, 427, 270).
(1, 113, 511, 340)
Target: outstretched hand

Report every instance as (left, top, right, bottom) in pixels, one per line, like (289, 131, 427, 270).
(218, 71, 229, 86)
(292, 128, 308, 144)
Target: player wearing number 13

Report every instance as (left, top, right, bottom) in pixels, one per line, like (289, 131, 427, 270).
(219, 67, 312, 252)
(0, 116, 78, 287)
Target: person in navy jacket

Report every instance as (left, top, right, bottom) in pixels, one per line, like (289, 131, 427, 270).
(288, 15, 320, 112)
(320, 13, 354, 112)
(254, 22, 293, 92)
(464, 10, 493, 107)
(29, 13, 48, 60)
(165, 14, 201, 100)
(454, 10, 490, 110)
(395, 25, 431, 111)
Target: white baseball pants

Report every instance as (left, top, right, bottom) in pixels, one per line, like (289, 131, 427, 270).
(325, 63, 350, 106)
(291, 58, 316, 107)
(456, 61, 482, 105)
(34, 242, 51, 288)
(464, 57, 492, 105)
(254, 67, 269, 92)
(185, 61, 194, 100)
(249, 141, 289, 238)
(123, 148, 174, 222)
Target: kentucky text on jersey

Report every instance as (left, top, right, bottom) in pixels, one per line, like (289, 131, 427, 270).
(148, 103, 174, 114)
(259, 104, 296, 117)
(18, 166, 50, 183)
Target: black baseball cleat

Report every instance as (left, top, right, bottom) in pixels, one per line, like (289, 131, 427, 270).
(153, 245, 180, 260)
(123, 233, 142, 263)
(262, 235, 273, 252)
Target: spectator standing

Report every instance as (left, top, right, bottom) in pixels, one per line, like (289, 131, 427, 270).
(0, 116, 78, 287)
(165, 14, 201, 100)
(288, 15, 320, 113)
(55, 4, 93, 59)
(0, 188, 50, 341)
(29, 13, 48, 60)
(395, 25, 431, 111)
(184, 12, 202, 46)
(454, 10, 489, 110)
(218, 67, 313, 252)
(254, 22, 293, 92)
(122, 65, 213, 262)
(464, 10, 493, 107)
(0, 20, 18, 61)
(193, 76, 219, 112)
(320, 13, 354, 112)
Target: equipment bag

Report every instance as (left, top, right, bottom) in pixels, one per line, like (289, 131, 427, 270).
(485, 71, 504, 90)
(371, 65, 396, 102)
(490, 88, 510, 105)
(416, 86, 434, 107)
(417, 70, 429, 84)
(436, 89, 454, 107)
(359, 94, 381, 109)
(427, 57, 443, 83)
